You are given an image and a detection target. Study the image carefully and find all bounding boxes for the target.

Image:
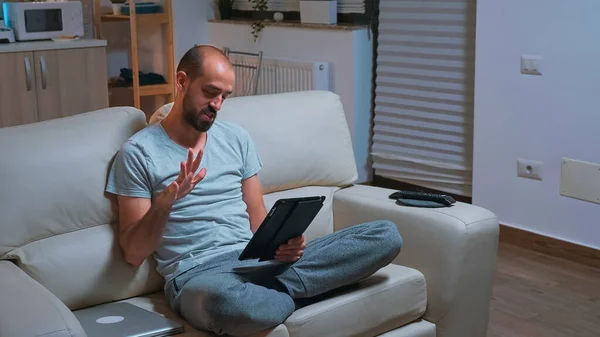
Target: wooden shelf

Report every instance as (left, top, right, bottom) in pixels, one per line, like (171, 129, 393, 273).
(100, 13, 169, 24)
(110, 83, 173, 97)
(139, 83, 173, 96)
(94, 0, 175, 111)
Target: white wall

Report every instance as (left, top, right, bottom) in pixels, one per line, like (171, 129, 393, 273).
(209, 22, 373, 183)
(473, 0, 600, 249)
(172, 0, 215, 63)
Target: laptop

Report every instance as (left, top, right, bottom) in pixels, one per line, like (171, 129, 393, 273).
(73, 302, 185, 337)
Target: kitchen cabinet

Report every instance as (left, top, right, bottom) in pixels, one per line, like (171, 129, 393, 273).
(0, 40, 108, 128)
(0, 51, 38, 127)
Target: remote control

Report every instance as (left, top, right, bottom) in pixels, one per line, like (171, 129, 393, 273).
(388, 190, 456, 206)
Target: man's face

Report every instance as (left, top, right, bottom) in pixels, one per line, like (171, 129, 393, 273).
(180, 62, 234, 132)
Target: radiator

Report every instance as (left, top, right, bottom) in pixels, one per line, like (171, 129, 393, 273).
(227, 55, 331, 97)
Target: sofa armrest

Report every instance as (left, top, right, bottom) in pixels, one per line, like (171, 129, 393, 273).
(332, 185, 499, 337)
(0, 260, 87, 337)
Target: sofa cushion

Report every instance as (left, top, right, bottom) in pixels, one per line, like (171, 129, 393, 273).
(264, 186, 339, 242)
(117, 264, 425, 337)
(377, 320, 436, 337)
(148, 91, 359, 194)
(0, 107, 146, 258)
(0, 261, 87, 337)
(284, 264, 427, 337)
(7, 224, 164, 310)
(120, 293, 289, 337)
(0, 107, 164, 308)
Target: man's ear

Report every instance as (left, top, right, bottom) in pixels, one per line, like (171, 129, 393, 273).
(175, 71, 188, 92)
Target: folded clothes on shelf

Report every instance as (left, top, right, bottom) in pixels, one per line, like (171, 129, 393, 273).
(109, 68, 167, 87)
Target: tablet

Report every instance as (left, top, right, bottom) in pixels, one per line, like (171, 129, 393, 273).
(238, 195, 326, 262)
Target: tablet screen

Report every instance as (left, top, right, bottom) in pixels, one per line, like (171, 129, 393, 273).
(238, 196, 325, 261)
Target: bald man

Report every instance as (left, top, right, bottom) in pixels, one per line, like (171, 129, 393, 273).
(105, 45, 402, 336)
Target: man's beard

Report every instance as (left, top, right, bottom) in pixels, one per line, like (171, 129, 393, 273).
(182, 91, 216, 132)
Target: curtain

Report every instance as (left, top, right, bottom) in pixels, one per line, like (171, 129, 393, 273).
(372, 0, 476, 197)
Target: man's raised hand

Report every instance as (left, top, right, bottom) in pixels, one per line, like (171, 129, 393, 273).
(176, 148, 207, 199)
(157, 148, 207, 206)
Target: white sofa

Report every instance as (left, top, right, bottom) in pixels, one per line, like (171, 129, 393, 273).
(0, 91, 499, 337)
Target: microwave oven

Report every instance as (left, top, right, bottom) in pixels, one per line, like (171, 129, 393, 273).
(3, 1, 84, 41)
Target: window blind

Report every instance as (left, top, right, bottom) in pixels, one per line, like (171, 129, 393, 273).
(372, 0, 476, 197)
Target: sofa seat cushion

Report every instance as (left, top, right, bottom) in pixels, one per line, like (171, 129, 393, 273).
(377, 319, 436, 337)
(284, 264, 427, 337)
(121, 293, 289, 337)
(118, 264, 425, 337)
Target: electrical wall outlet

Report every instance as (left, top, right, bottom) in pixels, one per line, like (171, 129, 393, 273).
(521, 55, 542, 75)
(517, 159, 543, 181)
(560, 158, 600, 205)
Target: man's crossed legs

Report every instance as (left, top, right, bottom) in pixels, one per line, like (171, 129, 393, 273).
(165, 220, 403, 336)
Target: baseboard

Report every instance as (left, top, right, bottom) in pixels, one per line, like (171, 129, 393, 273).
(499, 224, 600, 269)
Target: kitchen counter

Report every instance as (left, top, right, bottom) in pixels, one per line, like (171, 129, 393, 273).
(209, 19, 369, 31)
(0, 39, 107, 53)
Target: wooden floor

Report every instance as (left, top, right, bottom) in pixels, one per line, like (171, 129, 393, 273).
(487, 242, 600, 337)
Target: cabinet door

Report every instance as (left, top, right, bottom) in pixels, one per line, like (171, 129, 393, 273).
(0, 52, 39, 127)
(34, 47, 109, 122)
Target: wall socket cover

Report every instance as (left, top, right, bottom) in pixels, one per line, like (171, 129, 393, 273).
(517, 158, 543, 181)
(560, 158, 600, 205)
(521, 55, 542, 75)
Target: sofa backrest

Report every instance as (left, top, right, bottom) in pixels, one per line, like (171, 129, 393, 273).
(0, 107, 164, 310)
(151, 90, 358, 194)
(0, 90, 358, 310)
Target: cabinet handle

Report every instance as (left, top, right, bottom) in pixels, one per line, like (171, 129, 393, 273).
(24, 56, 32, 91)
(40, 56, 48, 90)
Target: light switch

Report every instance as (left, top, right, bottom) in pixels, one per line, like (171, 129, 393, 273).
(521, 55, 542, 75)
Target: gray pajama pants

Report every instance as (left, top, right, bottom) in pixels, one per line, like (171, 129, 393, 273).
(164, 220, 403, 336)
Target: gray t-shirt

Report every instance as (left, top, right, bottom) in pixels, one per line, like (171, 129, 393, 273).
(105, 120, 263, 283)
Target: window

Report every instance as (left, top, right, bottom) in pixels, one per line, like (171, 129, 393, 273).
(372, 0, 476, 197)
